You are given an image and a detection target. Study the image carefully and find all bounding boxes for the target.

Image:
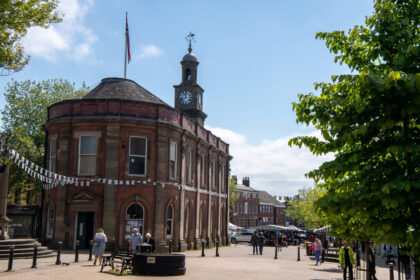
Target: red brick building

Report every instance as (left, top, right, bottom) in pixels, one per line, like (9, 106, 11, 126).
(41, 47, 230, 251)
(257, 191, 286, 226)
(230, 177, 259, 228)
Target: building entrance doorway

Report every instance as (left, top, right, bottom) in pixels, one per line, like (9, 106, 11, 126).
(76, 212, 94, 249)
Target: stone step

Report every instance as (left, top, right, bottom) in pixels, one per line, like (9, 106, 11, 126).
(0, 238, 56, 259)
(0, 250, 56, 259)
(0, 239, 37, 245)
(0, 246, 51, 254)
(0, 243, 39, 249)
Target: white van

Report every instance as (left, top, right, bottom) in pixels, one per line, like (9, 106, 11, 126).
(230, 232, 253, 244)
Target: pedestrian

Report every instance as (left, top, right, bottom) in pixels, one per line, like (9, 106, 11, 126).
(368, 241, 377, 280)
(385, 244, 393, 264)
(251, 231, 259, 255)
(339, 241, 355, 280)
(399, 247, 412, 280)
(129, 227, 143, 251)
(277, 234, 283, 251)
(321, 236, 328, 263)
(92, 228, 107, 266)
(258, 232, 265, 255)
(313, 238, 322, 266)
(143, 232, 155, 252)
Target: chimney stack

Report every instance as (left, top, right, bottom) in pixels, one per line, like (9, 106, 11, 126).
(242, 177, 250, 187)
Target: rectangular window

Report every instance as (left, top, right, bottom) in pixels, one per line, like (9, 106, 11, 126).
(78, 136, 97, 176)
(211, 161, 216, 190)
(169, 142, 177, 179)
(221, 164, 225, 192)
(201, 156, 205, 187)
(129, 136, 147, 176)
(244, 202, 248, 215)
(187, 149, 192, 183)
(49, 138, 57, 172)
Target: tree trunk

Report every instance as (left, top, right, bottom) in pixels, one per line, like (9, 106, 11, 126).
(365, 241, 371, 280)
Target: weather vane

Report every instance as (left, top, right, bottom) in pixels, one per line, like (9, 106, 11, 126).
(185, 32, 196, 53)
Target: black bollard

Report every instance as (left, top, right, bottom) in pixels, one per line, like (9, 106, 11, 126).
(216, 241, 219, 257)
(169, 240, 172, 254)
(88, 240, 93, 261)
(56, 241, 62, 265)
(274, 244, 278, 259)
(389, 264, 394, 280)
(201, 240, 205, 257)
(297, 246, 301, 261)
(74, 240, 79, 262)
(31, 243, 38, 268)
(7, 245, 15, 271)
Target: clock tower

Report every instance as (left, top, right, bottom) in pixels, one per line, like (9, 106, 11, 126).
(174, 32, 207, 126)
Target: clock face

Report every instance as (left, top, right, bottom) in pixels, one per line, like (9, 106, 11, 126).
(179, 90, 193, 105)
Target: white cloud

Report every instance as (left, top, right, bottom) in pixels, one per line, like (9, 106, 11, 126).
(23, 0, 96, 62)
(135, 44, 163, 60)
(206, 126, 334, 197)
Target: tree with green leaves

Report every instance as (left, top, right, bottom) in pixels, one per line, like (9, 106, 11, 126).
(228, 177, 238, 215)
(2, 79, 89, 205)
(0, 0, 61, 75)
(289, 0, 419, 273)
(285, 187, 327, 229)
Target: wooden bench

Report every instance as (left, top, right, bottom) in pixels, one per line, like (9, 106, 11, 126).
(101, 250, 135, 275)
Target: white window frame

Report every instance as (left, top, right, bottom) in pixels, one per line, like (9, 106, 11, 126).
(244, 202, 248, 215)
(128, 136, 147, 176)
(184, 207, 189, 239)
(200, 156, 205, 187)
(126, 203, 144, 236)
(46, 203, 55, 239)
(78, 135, 97, 176)
(186, 149, 192, 184)
(169, 142, 177, 180)
(49, 137, 57, 172)
(166, 205, 174, 238)
(211, 161, 216, 190)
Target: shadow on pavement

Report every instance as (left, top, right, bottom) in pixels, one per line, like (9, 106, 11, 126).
(312, 267, 341, 273)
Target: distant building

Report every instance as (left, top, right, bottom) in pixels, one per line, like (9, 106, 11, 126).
(257, 191, 286, 226)
(230, 177, 259, 228)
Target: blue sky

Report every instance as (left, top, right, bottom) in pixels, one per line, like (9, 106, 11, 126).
(0, 0, 374, 197)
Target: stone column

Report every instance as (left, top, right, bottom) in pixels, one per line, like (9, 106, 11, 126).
(0, 164, 10, 240)
(178, 187, 186, 251)
(54, 129, 72, 246)
(103, 125, 119, 246)
(154, 130, 168, 252)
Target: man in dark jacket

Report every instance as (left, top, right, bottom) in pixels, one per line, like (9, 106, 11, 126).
(144, 232, 155, 252)
(258, 232, 265, 255)
(368, 242, 377, 280)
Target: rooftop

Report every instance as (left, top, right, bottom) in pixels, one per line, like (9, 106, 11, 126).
(258, 190, 283, 206)
(83, 77, 168, 105)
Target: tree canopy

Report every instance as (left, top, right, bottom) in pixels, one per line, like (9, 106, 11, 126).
(285, 187, 327, 229)
(289, 0, 419, 254)
(0, 0, 61, 74)
(2, 79, 89, 205)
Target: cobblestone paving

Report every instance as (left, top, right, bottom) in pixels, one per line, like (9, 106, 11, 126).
(0, 245, 395, 280)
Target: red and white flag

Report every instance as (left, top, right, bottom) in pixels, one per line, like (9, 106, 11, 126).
(126, 13, 131, 63)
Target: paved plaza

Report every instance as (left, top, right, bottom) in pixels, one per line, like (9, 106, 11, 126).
(0, 244, 395, 280)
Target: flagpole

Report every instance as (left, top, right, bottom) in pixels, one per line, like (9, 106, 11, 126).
(124, 12, 127, 79)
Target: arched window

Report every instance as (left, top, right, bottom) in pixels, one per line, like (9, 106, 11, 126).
(126, 204, 144, 236)
(166, 205, 173, 238)
(46, 204, 55, 239)
(185, 68, 191, 81)
(184, 206, 189, 239)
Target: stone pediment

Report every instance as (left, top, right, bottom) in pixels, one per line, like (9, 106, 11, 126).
(67, 190, 103, 203)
